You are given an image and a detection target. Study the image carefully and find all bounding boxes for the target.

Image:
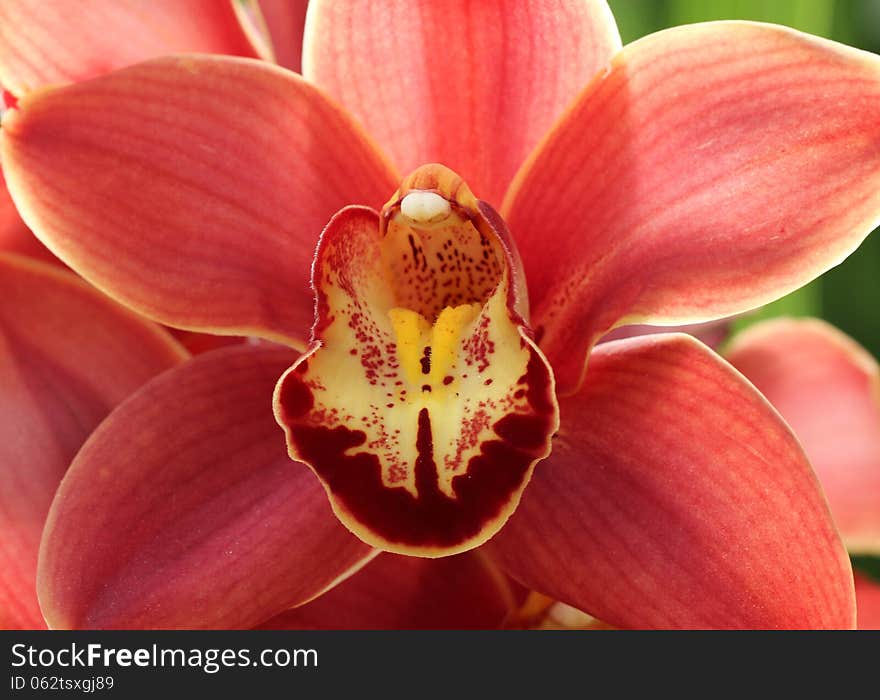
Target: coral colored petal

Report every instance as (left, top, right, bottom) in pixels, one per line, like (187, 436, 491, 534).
(726, 319, 880, 554)
(0, 169, 53, 264)
(0, 217, 52, 263)
(2, 174, 260, 348)
(855, 573, 880, 630)
(2, 55, 398, 343)
(532, 602, 614, 630)
(600, 319, 731, 349)
(275, 167, 557, 556)
(37, 344, 374, 630)
(0, 254, 185, 629)
(505, 592, 614, 629)
(0, 170, 21, 236)
(256, 0, 309, 72)
(169, 330, 247, 356)
(1, 173, 258, 352)
(0, 0, 260, 94)
(487, 333, 855, 629)
(505, 22, 880, 393)
(303, 0, 621, 206)
(259, 552, 516, 629)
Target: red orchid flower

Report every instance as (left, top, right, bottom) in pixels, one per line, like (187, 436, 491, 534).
(2, 1, 880, 629)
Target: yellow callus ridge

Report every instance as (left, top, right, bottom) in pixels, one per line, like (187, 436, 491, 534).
(389, 303, 482, 389)
(388, 307, 431, 386)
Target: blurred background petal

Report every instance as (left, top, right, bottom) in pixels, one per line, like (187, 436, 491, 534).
(0, 0, 259, 94)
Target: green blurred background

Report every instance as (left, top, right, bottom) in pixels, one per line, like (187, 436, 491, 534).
(609, 0, 880, 581)
(608, 0, 880, 358)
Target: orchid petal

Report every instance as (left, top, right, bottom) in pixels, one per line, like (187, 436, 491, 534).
(38, 344, 374, 629)
(0, 217, 50, 263)
(0, 254, 185, 629)
(0, 0, 260, 95)
(855, 573, 880, 630)
(726, 318, 880, 553)
(260, 552, 516, 629)
(600, 319, 731, 349)
(0, 170, 21, 236)
(504, 22, 880, 393)
(1, 55, 398, 344)
(0, 169, 52, 263)
(303, 0, 621, 206)
(487, 333, 855, 629)
(275, 166, 557, 556)
(257, 0, 309, 72)
(169, 329, 247, 356)
(532, 601, 614, 630)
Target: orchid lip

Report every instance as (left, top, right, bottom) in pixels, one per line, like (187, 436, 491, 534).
(274, 164, 558, 557)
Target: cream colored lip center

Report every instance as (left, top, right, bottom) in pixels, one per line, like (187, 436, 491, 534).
(400, 190, 451, 224)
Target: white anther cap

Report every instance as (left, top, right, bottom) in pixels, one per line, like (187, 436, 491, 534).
(400, 190, 451, 224)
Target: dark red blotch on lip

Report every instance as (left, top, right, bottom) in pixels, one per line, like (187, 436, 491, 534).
(277, 350, 554, 548)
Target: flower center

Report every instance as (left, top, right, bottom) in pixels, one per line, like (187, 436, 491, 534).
(380, 171, 510, 405)
(273, 164, 558, 557)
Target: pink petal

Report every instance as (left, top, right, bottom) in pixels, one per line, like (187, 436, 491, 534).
(726, 318, 880, 553)
(2, 55, 398, 343)
(0, 168, 54, 264)
(303, 0, 621, 206)
(0, 0, 260, 94)
(855, 573, 880, 630)
(0, 169, 21, 235)
(0, 254, 185, 629)
(600, 319, 731, 349)
(0, 217, 51, 263)
(2, 170, 254, 353)
(38, 344, 375, 629)
(275, 166, 557, 555)
(260, 552, 517, 629)
(256, 0, 309, 72)
(504, 22, 880, 393)
(487, 333, 855, 629)
(169, 329, 248, 356)
(531, 601, 614, 630)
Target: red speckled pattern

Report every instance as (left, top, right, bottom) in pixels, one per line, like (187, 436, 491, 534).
(274, 180, 556, 556)
(383, 213, 503, 319)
